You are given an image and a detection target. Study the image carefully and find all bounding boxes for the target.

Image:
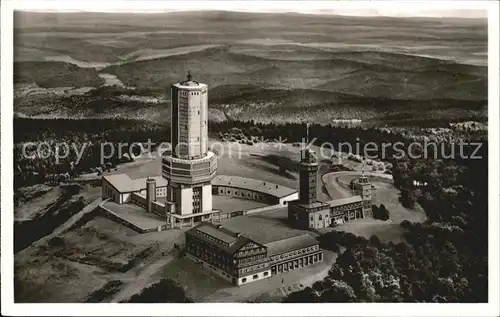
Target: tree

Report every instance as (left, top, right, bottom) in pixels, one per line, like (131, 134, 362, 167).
(399, 188, 417, 209)
(372, 204, 390, 221)
(125, 279, 192, 303)
(282, 287, 319, 303)
(320, 280, 357, 302)
(369, 235, 381, 247)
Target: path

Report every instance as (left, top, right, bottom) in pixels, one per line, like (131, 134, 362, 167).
(26, 197, 103, 251)
(110, 252, 176, 303)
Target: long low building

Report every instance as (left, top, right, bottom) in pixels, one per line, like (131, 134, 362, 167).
(102, 174, 168, 204)
(327, 195, 364, 224)
(212, 175, 298, 206)
(185, 221, 323, 286)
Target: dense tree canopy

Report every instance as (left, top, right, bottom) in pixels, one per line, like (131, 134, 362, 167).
(124, 279, 192, 303)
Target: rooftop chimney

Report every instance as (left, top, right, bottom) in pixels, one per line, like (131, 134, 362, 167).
(146, 178, 156, 213)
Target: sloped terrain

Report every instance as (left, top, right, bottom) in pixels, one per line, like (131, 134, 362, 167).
(13, 11, 487, 126)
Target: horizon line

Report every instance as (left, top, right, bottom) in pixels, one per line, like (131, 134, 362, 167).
(17, 9, 488, 19)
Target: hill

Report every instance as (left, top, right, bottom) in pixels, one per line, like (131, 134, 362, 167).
(13, 11, 487, 127)
(101, 47, 487, 99)
(208, 84, 486, 125)
(14, 61, 104, 88)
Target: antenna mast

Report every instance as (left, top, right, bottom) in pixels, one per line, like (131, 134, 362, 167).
(306, 122, 310, 144)
(362, 157, 365, 177)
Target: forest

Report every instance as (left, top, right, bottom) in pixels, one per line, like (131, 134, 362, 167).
(13, 117, 488, 302)
(284, 139, 488, 302)
(14, 117, 487, 189)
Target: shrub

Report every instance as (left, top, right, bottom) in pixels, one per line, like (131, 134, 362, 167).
(373, 204, 390, 221)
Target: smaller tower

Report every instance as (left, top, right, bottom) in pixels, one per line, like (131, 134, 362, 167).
(288, 123, 330, 230)
(146, 178, 156, 213)
(298, 148, 318, 204)
(298, 123, 318, 204)
(353, 172, 372, 217)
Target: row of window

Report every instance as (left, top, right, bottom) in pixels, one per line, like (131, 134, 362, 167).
(237, 247, 266, 257)
(241, 272, 268, 284)
(236, 253, 266, 266)
(311, 213, 329, 221)
(272, 253, 323, 272)
(331, 202, 363, 213)
(162, 166, 214, 177)
(191, 249, 234, 273)
(240, 262, 268, 274)
(179, 91, 205, 96)
(270, 245, 319, 262)
(216, 187, 267, 201)
(156, 187, 166, 194)
(193, 230, 230, 248)
(164, 160, 212, 169)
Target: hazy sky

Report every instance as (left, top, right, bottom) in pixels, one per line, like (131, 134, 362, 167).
(26, 1, 488, 18)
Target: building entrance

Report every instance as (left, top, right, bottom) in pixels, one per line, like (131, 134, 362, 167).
(271, 266, 277, 275)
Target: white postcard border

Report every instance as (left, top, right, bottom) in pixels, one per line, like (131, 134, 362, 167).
(2, 1, 499, 316)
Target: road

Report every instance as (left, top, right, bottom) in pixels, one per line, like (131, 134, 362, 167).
(321, 170, 393, 199)
(110, 251, 177, 303)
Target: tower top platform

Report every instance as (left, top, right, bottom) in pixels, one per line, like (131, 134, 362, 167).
(172, 72, 207, 89)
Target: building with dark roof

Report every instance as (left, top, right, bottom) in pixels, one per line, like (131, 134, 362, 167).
(185, 222, 323, 285)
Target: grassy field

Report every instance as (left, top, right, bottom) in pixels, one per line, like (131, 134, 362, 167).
(15, 215, 185, 302)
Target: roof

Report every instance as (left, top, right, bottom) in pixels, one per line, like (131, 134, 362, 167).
(195, 222, 240, 244)
(187, 211, 320, 257)
(103, 174, 168, 193)
(186, 222, 257, 255)
(290, 201, 330, 209)
(326, 195, 363, 208)
(221, 207, 313, 244)
(212, 175, 297, 198)
(172, 81, 207, 90)
(265, 233, 319, 257)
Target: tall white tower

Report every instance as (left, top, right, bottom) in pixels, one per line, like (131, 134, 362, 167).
(162, 73, 218, 225)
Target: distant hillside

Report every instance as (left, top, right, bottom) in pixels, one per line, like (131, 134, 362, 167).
(14, 93, 170, 121)
(102, 46, 487, 101)
(13, 10, 487, 128)
(314, 68, 486, 100)
(207, 84, 486, 125)
(14, 61, 104, 88)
